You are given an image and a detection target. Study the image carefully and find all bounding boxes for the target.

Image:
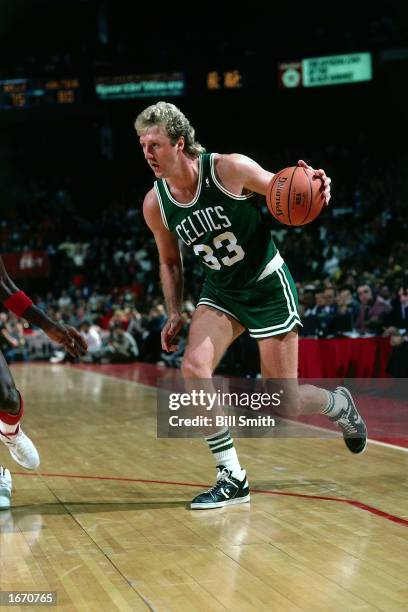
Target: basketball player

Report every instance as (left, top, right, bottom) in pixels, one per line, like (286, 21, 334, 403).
(0, 256, 87, 471)
(136, 102, 367, 509)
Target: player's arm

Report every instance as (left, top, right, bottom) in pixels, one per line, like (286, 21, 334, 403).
(215, 153, 273, 196)
(143, 188, 184, 352)
(216, 154, 331, 204)
(0, 256, 87, 357)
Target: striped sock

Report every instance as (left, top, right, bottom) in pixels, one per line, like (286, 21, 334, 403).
(321, 390, 346, 418)
(205, 428, 242, 477)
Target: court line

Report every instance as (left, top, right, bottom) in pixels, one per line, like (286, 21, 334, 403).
(13, 470, 408, 527)
(17, 365, 407, 525)
(279, 418, 408, 453)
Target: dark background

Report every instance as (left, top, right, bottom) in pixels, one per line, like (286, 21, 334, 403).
(0, 0, 407, 215)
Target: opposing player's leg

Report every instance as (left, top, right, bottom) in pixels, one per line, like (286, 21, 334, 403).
(258, 330, 367, 453)
(181, 306, 250, 509)
(0, 352, 40, 469)
(0, 466, 12, 509)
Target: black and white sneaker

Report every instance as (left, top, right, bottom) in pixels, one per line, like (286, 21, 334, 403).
(329, 387, 367, 454)
(190, 466, 250, 509)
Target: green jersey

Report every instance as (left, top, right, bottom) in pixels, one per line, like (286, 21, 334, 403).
(154, 152, 278, 290)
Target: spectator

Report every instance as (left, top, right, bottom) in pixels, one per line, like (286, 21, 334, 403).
(329, 288, 359, 335)
(58, 289, 72, 309)
(385, 286, 408, 330)
(354, 284, 392, 335)
(141, 305, 166, 363)
(95, 323, 139, 363)
(385, 328, 408, 377)
(78, 320, 102, 362)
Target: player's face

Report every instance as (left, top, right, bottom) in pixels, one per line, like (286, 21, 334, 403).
(139, 126, 181, 178)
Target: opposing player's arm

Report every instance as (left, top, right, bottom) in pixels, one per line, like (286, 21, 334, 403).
(143, 188, 184, 351)
(215, 153, 274, 197)
(0, 256, 87, 356)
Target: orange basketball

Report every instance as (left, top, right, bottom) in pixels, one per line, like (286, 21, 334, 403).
(266, 166, 325, 226)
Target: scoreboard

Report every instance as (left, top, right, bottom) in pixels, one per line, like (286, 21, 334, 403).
(0, 55, 374, 112)
(95, 73, 186, 100)
(278, 53, 373, 89)
(0, 78, 80, 110)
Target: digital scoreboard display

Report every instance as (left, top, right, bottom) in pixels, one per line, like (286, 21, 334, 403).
(95, 72, 186, 100)
(302, 52, 372, 87)
(279, 53, 372, 89)
(0, 78, 80, 110)
(207, 70, 243, 90)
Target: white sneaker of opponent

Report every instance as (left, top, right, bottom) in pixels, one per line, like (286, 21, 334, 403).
(0, 427, 40, 470)
(0, 466, 12, 509)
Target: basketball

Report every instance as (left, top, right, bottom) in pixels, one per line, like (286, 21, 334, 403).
(266, 166, 325, 226)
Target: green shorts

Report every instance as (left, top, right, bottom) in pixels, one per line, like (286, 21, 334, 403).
(197, 254, 302, 339)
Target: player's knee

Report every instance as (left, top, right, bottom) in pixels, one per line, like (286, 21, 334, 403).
(181, 353, 212, 379)
(0, 384, 20, 414)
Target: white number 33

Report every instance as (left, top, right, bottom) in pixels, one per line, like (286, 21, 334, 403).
(193, 231, 245, 270)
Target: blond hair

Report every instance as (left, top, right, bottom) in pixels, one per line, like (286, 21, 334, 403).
(135, 101, 205, 158)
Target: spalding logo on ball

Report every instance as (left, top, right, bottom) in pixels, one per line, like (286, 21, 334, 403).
(266, 166, 325, 226)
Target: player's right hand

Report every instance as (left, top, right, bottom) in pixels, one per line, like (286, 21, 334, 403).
(297, 159, 332, 206)
(161, 314, 183, 352)
(45, 322, 88, 357)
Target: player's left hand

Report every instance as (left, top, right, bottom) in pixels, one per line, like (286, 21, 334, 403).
(46, 323, 88, 357)
(297, 160, 331, 206)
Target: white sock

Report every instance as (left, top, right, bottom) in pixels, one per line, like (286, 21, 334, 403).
(0, 420, 19, 435)
(205, 428, 243, 479)
(320, 390, 348, 418)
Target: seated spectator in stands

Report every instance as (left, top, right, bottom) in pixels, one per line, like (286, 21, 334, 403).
(58, 289, 72, 309)
(384, 286, 408, 331)
(302, 288, 338, 337)
(140, 304, 166, 363)
(301, 288, 317, 317)
(316, 287, 338, 337)
(329, 288, 360, 334)
(95, 322, 139, 363)
(108, 309, 130, 331)
(300, 289, 321, 337)
(323, 287, 338, 316)
(126, 309, 145, 349)
(0, 313, 17, 357)
(78, 320, 102, 362)
(385, 327, 408, 377)
(377, 284, 392, 309)
(0, 316, 29, 363)
(354, 284, 392, 335)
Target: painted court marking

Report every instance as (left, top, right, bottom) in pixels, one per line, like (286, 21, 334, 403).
(13, 470, 408, 527)
(13, 364, 406, 527)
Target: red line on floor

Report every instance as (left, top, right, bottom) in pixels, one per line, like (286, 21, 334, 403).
(13, 470, 408, 527)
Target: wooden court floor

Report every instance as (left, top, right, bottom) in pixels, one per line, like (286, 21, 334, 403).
(0, 364, 407, 611)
